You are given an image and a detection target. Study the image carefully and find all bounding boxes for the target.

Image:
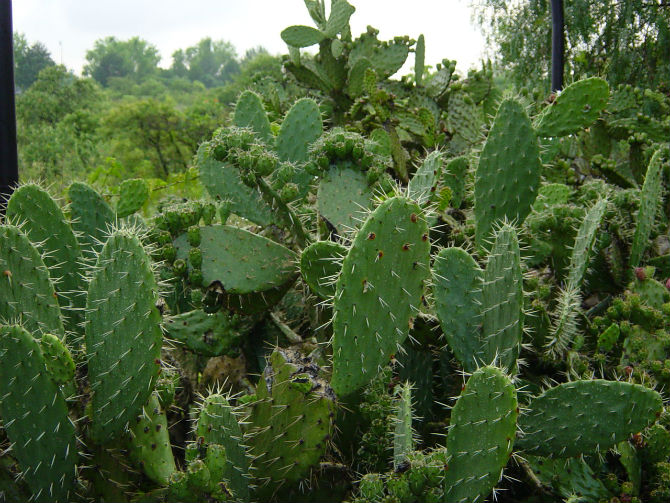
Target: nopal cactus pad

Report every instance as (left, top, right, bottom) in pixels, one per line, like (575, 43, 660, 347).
(0, 325, 78, 503)
(68, 181, 115, 257)
(443, 366, 517, 503)
(85, 229, 163, 442)
(331, 196, 431, 397)
(247, 348, 336, 497)
(534, 77, 610, 137)
(474, 98, 541, 250)
(233, 90, 273, 145)
(517, 379, 663, 458)
(433, 247, 484, 372)
(0, 224, 65, 339)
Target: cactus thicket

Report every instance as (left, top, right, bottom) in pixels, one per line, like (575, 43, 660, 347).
(2, 2, 670, 502)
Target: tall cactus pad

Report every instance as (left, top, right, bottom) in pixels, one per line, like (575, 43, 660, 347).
(117, 178, 149, 218)
(407, 150, 443, 205)
(300, 240, 346, 299)
(197, 143, 274, 227)
(86, 230, 163, 442)
(233, 90, 273, 145)
(248, 349, 335, 496)
(443, 366, 517, 503)
(630, 147, 668, 267)
(0, 325, 77, 503)
(474, 99, 541, 249)
(481, 224, 523, 372)
(174, 225, 297, 293)
(566, 198, 608, 289)
(68, 182, 115, 257)
(276, 98, 323, 193)
(129, 393, 176, 486)
(165, 309, 245, 357)
(195, 393, 251, 501)
(433, 247, 484, 372)
(317, 166, 373, 235)
(6, 183, 84, 328)
(332, 196, 431, 397)
(517, 380, 663, 458)
(393, 383, 415, 470)
(534, 77, 609, 137)
(0, 225, 65, 338)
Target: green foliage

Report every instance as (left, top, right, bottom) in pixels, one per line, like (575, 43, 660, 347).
(84, 36, 161, 86)
(13, 32, 55, 91)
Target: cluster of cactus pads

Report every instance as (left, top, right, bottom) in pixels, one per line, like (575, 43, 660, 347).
(3, 2, 670, 502)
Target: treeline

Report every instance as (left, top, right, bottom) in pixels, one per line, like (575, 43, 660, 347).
(13, 34, 302, 190)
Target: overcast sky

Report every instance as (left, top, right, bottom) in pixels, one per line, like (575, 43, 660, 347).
(13, 0, 487, 76)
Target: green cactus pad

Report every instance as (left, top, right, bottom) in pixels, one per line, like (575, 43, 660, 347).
(174, 224, 297, 294)
(280, 25, 325, 48)
(165, 309, 246, 357)
(0, 224, 64, 339)
(117, 178, 149, 218)
(441, 156, 469, 208)
(433, 247, 484, 372)
(474, 98, 541, 249)
(197, 143, 274, 227)
(0, 325, 77, 503)
(414, 34, 425, 86)
(195, 393, 251, 501)
(86, 229, 163, 442)
(38, 333, 75, 385)
(393, 383, 415, 470)
(331, 196, 431, 397)
(129, 393, 176, 486)
(481, 224, 523, 372)
(630, 147, 667, 267)
(248, 348, 336, 497)
(517, 380, 663, 458)
(443, 366, 517, 503)
(534, 77, 609, 137)
(6, 183, 85, 331)
(525, 455, 610, 501)
(68, 181, 115, 256)
(300, 240, 346, 299)
(407, 150, 442, 205)
(317, 166, 373, 235)
(233, 90, 273, 145)
(324, 0, 355, 37)
(532, 183, 573, 211)
(276, 98, 323, 193)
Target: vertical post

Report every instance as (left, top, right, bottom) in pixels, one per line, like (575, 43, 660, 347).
(0, 0, 18, 215)
(550, 0, 565, 92)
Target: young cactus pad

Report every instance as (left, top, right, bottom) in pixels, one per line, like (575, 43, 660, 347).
(433, 247, 484, 372)
(0, 325, 78, 503)
(0, 224, 65, 339)
(481, 223, 523, 372)
(85, 229, 163, 442)
(233, 90, 273, 145)
(317, 166, 373, 235)
(116, 178, 150, 218)
(68, 181, 115, 256)
(474, 99, 541, 250)
(517, 380, 663, 458)
(300, 240, 346, 299)
(331, 196, 431, 397)
(443, 366, 518, 503)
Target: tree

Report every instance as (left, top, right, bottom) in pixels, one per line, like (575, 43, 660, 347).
(13, 33, 55, 91)
(169, 38, 240, 87)
(84, 37, 161, 86)
(472, 0, 670, 91)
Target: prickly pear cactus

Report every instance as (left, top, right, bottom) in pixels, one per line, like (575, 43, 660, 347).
(300, 240, 346, 299)
(517, 380, 663, 457)
(0, 324, 78, 503)
(474, 99, 541, 250)
(117, 178, 149, 218)
(331, 196, 431, 396)
(0, 224, 65, 339)
(247, 348, 336, 498)
(68, 181, 115, 256)
(85, 228, 163, 442)
(164, 309, 246, 357)
(443, 366, 517, 502)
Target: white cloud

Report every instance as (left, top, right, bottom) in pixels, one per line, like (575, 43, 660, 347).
(13, 0, 486, 76)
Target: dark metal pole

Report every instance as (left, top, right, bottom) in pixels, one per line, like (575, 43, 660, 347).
(550, 0, 565, 92)
(0, 0, 18, 215)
